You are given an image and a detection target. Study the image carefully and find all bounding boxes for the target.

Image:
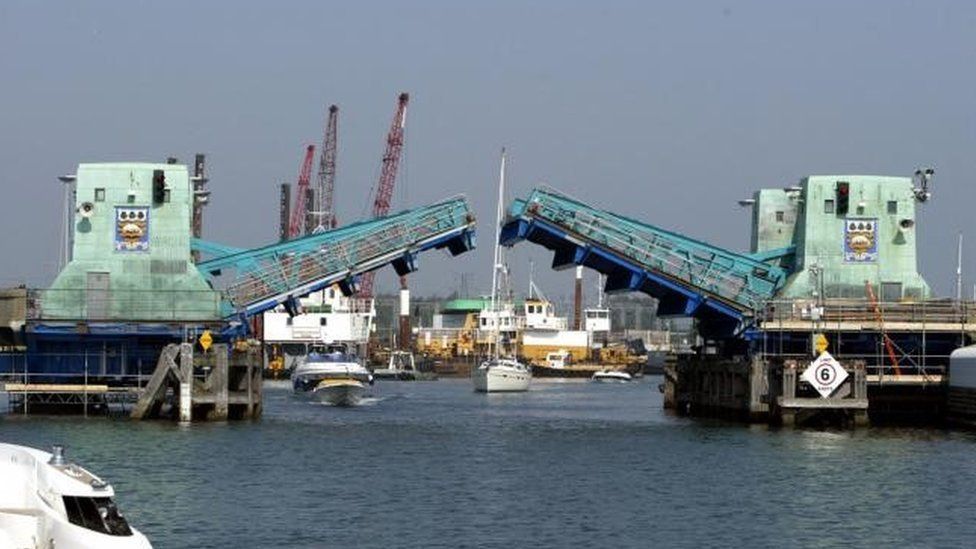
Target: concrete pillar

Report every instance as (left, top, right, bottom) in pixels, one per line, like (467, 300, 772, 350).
(783, 362, 797, 400)
(178, 343, 193, 423)
(212, 344, 228, 420)
(662, 363, 677, 409)
(749, 357, 768, 420)
(781, 411, 796, 427)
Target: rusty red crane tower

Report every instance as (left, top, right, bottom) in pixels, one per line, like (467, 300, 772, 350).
(359, 92, 409, 299)
(288, 144, 316, 239)
(315, 105, 339, 232)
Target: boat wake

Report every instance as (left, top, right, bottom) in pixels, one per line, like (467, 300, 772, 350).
(311, 395, 385, 407)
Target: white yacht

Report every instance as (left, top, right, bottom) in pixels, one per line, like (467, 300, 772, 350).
(472, 148, 531, 393)
(291, 344, 373, 406)
(0, 443, 152, 548)
(472, 357, 532, 392)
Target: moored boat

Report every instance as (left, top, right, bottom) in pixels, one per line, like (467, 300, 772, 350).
(592, 370, 633, 383)
(372, 350, 437, 381)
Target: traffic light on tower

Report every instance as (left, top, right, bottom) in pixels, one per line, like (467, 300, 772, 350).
(152, 170, 166, 204)
(836, 181, 850, 215)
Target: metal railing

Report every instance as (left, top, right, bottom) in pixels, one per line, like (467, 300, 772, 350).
(760, 298, 976, 325)
(514, 188, 788, 311)
(763, 350, 949, 380)
(219, 197, 474, 310)
(0, 351, 151, 415)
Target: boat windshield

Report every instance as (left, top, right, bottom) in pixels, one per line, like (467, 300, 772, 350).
(62, 496, 133, 536)
(307, 351, 357, 363)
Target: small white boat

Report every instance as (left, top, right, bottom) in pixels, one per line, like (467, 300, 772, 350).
(473, 358, 532, 393)
(592, 370, 633, 383)
(291, 344, 373, 406)
(0, 443, 152, 548)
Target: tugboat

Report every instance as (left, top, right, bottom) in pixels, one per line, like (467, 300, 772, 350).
(0, 443, 152, 548)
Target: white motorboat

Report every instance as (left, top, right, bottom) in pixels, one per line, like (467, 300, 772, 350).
(591, 370, 633, 383)
(291, 344, 373, 406)
(472, 358, 532, 392)
(472, 149, 532, 393)
(0, 443, 152, 549)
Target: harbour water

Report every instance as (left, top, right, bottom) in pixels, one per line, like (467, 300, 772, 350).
(3, 378, 976, 548)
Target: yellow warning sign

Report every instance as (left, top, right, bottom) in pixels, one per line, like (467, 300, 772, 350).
(813, 333, 828, 354)
(199, 330, 213, 352)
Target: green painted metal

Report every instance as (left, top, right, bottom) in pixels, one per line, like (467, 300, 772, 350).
(750, 188, 798, 254)
(438, 297, 527, 312)
(775, 175, 930, 300)
(440, 298, 489, 312)
(41, 163, 221, 321)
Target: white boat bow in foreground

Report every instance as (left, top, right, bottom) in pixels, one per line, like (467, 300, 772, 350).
(0, 443, 152, 549)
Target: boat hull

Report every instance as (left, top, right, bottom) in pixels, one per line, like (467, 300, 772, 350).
(312, 379, 366, 406)
(531, 364, 599, 378)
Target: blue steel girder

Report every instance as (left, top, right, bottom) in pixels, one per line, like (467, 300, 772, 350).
(198, 197, 476, 318)
(501, 188, 792, 337)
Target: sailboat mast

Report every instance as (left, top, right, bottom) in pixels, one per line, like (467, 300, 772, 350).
(528, 260, 534, 299)
(489, 148, 507, 359)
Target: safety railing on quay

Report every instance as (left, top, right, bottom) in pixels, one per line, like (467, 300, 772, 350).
(0, 351, 151, 415)
(760, 298, 976, 326)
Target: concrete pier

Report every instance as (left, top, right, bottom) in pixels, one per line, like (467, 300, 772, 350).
(131, 342, 262, 421)
(664, 354, 929, 428)
(666, 356, 769, 423)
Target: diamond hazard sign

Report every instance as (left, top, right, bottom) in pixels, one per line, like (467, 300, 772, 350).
(198, 330, 213, 352)
(813, 333, 828, 354)
(801, 351, 849, 398)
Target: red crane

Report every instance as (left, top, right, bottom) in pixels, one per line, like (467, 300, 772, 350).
(316, 105, 339, 231)
(288, 144, 316, 239)
(359, 92, 410, 298)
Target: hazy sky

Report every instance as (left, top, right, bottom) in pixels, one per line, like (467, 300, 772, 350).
(1, 1, 974, 302)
